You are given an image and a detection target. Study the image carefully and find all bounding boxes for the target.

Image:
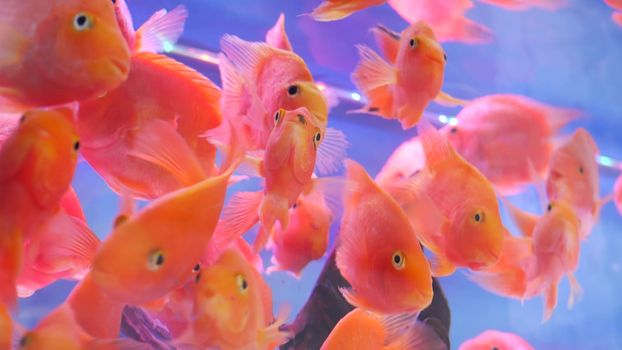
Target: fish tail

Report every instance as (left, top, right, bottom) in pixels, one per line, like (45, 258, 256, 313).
(310, 0, 385, 21)
(256, 195, 289, 251)
(544, 105, 583, 132)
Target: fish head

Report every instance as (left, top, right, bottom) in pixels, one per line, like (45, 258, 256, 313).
(19, 307, 85, 350)
(33, 0, 130, 100)
(272, 81, 328, 129)
(194, 249, 254, 335)
(446, 199, 504, 270)
(398, 21, 446, 69)
(0, 109, 79, 208)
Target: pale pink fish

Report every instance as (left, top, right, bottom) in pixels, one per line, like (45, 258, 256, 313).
(444, 94, 580, 195)
(615, 173, 622, 215)
(459, 330, 534, 350)
(375, 136, 425, 189)
(477, 0, 566, 10)
(546, 128, 608, 239)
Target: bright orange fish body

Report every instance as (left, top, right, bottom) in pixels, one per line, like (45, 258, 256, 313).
(0, 0, 130, 110)
(336, 160, 433, 314)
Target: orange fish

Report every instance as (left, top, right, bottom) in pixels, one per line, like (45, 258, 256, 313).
(266, 13, 293, 51)
(546, 128, 608, 239)
(478, 0, 566, 10)
(267, 189, 332, 277)
(310, 0, 386, 21)
(321, 308, 447, 350)
(0, 108, 79, 305)
(77, 52, 222, 200)
(459, 330, 534, 350)
(181, 247, 289, 349)
(606, 0, 622, 10)
(473, 202, 582, 321)
(444, 94, 580, 195)
(112, 0, 188, 53)
(90, 129, 242, 305)
(385, 122, 503, 276)
(613, 12, 622, 27)
(0, 0, 130, 111)
(336, 160, 433, 314)
(375, 136, 425, 189)
(219, 34, 329, 150)
(0, 304, 11, 350)
(212, 107, 344, 253)
(351, 22, 465, 129)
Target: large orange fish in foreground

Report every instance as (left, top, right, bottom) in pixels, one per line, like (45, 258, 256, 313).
(459, 329, 534, 350)
(219, 34, 329, 150)
(385, 122, 503, 276)
(179, 247, 290, 349)
(0, 0, 130, 111)
(77, 52, 222, 200)
(267, 189, 333, 277)
(90, 129, 242, 305)
(212, 107, 344, 254)
(472, 202, 582, 321)
(351, 22, 465, 129)
(336, 160, 433, 314)
(0, 109, 79, 305)
(321, 308, 447, 350)
(444, 94, 580, 195)
(546, 128, 609, 239)
(0, 305, 11, 350)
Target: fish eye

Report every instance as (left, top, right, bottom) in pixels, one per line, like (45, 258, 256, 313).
(450, 127, 457, 134)
(409, 38, 418, 49)
(473, 210, 485, 223)
(287, 84, 299, 96)
(578, 166, 584, 174)
(292, 201, 299, 209)
(19, 335, 29, 348)
(73, 140, 80, 151)
(19, 114, 27, 124)
(274, 109, 284, 124)
(193, 263, 201, 272)
(111, 0, 116, 3)
(73, 13, 93, 32)
(236, 274, 248, 294)
(391, 251, 406, 270)
(314, 131, 321, 144)
(147, 249, 165, 271)
(443, 52, 447, 61)
(547, 203, 553, 212)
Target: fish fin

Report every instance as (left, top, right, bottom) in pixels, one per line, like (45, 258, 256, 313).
(253, 225, 271, 253)
(135, 5, 188, 53)
(351, 45, 397, 94)
(257, 304, 292, 349)
(309, 0, 384, 21)
(418, 120, 457, 169)
(218, 54, 251, 120)
(567, 272, 582, 309)
(542, 283, 558, 323)
(502, 200, 538, 237)
(338, 287, 366, 309)
(258, 194, 289, 239)
(86, 339, 152, 350)
(221, 34, 276, 80)
(315, 128, 349, 176)
(30, 211, 100, 278)
(0, 124, 34, 181)
(0, 227, 22, 307)
(347, 85, 395, 118)
(204, 192, 262, 262)
(542, 105, 582, 132)
(429, 253, 456, 277)
(443, 16, 494, 44)
(127, 119, 206, 186)
(0, 23, 28, 70)
(478, 0, 567, 11)
(309, 176, 348, 221)
(434, 91, 470, 107)
(397, 103, 426, 129)
(371, 24, 400, 63)
(59, 187, 86, 221)
(265, 13, 292, 51)
(384, 316, 448, 350)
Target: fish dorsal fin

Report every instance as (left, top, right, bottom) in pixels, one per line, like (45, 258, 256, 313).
(265, 13, 292, 51)
(372, 24, 400, 63)
(221, 34, 279, 80)
(503, 199, 538, 237)
(135, 5, 188, 53)
(113, 0, 136, 46)
(126, 118, 206, 187)
(315, 127, 349, 176)
(418, 121, 457, 169)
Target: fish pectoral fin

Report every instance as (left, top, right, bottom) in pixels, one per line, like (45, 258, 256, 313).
(127, 119, 206, 186)
(429, 253, 456, 277)
(567, 272, 583, 309)
(256, 304, 292, 349)
(339, 287, 366, 309)
(135, 5, 188, 53)
(433, 91, 470, 107)
(502, 199, 538, 237)
(315, 127, 349, 176)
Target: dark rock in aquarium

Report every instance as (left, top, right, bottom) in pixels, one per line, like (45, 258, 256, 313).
(281, 249, 451, 349)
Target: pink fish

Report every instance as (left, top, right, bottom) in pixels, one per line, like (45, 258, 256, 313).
(77, 52, 222, 200)
(615, 173, 622, 215)
(266, 13, 293, 51)
(375, 136, 425, 188)
(444, 94, 580, 195)
(267, 189, 332, 277)
(546, 128, 608, 239)
(477, 0, 566, 10)
(459, 330, 534, 350)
